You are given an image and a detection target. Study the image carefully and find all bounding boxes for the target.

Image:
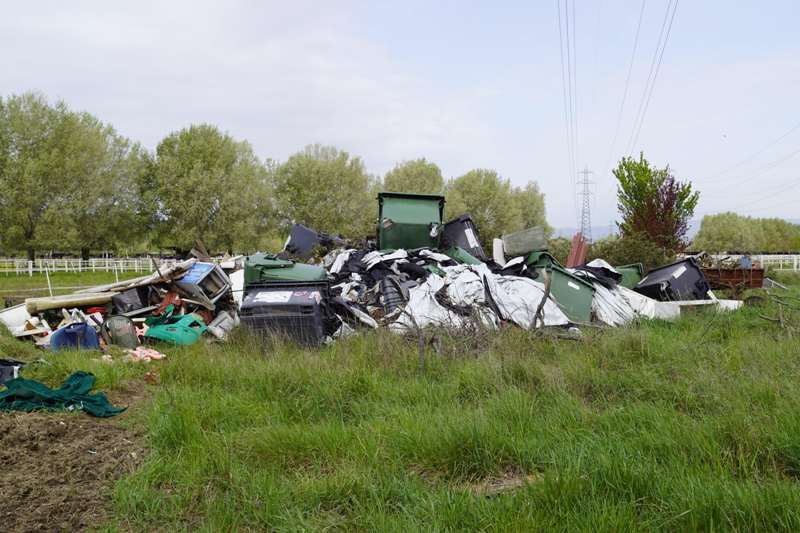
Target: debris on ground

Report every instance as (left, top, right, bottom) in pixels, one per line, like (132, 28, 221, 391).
(0, 371, 125, 417)
(0, 255, 240, 352)
(0, 193, 756, 349)
(236, 193, 747, 344)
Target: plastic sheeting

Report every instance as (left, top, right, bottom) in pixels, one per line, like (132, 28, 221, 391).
(389, 264, 569, 332)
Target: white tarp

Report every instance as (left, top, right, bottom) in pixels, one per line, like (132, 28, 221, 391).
(390, 264, 568, 332)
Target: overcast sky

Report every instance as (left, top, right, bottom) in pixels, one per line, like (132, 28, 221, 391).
(2, 1, 798, 227)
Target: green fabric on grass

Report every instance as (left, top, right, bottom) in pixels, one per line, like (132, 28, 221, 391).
(0, 371, 125, 417)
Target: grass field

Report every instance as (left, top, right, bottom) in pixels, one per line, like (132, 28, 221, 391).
(0, 271, 143, 308)
(2, 272, 800, 530)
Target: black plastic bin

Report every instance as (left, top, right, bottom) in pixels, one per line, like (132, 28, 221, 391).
(634, 257, 710, 301)
(239, 281, 335, 346)
(441, 214, 488, 261)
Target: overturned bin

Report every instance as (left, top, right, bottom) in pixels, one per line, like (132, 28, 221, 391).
(615, 263, 644, 289)
(634, 257, 710, 301)
(441, 214, 488, 261)
(526, 250, 595, 324)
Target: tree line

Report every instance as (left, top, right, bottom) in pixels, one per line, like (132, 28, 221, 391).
(0, 92, 550, 259)
(692, 213, 800, 253)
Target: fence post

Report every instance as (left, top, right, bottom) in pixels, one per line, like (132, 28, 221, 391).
(27, 261, 33, 277)
(44, 264, 53, 297)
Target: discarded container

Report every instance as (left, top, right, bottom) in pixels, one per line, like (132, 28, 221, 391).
(701, 267, 765, 290)
(615, 263, 644, 289)
(441, 214, 487, 261)
(245, 253, 327, 285)
(525, 251, 595, 323)
(537, 266, 595, 323)
(50, 323, 101, 352)
(239, 281, 333, 346)
(377, 192, 445, 251)
(443, 246, 482, 265)
(103, 316, 139, 349)
(525, 250, 562, 269)
(207, 311, 237, 339)
(634, 258, 710, 301)
(283, 224, 347, 259)
(112, 287, 150, 314)
(501, 226, 547, 257)
(144, 314, 207, 346)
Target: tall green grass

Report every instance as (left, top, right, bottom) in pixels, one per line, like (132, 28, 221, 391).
(4, 291, 800, 530)
(116, 297, 800, 531)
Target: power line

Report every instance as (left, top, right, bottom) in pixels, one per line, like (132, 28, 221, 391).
(702, 145, 800, 198)
(700, 119, 800, 183)
(726, 178, 800, 211)
(570, 0, 579, 173)
(557, 0, 577, 225)
(557, 0, 580, 226)
(626, 0, 679, 155)
(604, 0, 647, 173)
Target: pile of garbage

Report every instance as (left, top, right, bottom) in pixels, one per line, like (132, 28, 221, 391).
(1, 192, 747, 350)
(237, 192, 743, 345)
(0, 258, 240, 355)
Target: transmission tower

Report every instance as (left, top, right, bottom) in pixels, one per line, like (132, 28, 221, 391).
(577, 167, 594, 243)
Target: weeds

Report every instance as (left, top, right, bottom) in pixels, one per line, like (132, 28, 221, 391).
(2, 288, 800, 530)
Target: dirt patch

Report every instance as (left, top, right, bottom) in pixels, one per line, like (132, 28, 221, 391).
(465, 469, 543, 497)
(0, 411, 146, 532)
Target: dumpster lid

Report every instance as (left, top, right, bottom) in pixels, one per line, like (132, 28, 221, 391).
(378, 191, 446, 202)
(245, 253, 296, 269)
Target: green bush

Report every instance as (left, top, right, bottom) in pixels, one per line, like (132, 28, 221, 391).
(547, 237, 571, 265)
(588, 233, 674, 271)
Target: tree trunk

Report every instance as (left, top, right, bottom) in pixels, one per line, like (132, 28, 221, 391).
(27, 246, 35, 262)
(81, 248, 90, 261)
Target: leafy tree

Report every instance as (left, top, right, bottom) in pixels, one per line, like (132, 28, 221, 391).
(383, 158, 444, 194)
(445, 169, 550, 248)
(614, 153, 699, 252)
(273, 144, 377, 237)
(512, 181, 552, 236)
(151, 124, 271, 253)
(45, 116, 152, 258)
(692, 212, 800, 253)
(0, 93, 147, 259)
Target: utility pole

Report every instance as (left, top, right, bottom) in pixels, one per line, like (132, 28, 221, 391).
(577, 167, 594, 243)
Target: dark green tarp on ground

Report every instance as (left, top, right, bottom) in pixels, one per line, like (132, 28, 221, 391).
(0, 371, 125, 418)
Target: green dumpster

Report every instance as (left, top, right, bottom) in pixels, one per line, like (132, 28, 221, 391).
(377, 192, 444, 250)
(442, 246, 482, 265)
(615, 263, 644, 289)
(525, 249, 562, 269)
(525, 250, 595, 323)
(244, 253, 327, 285)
